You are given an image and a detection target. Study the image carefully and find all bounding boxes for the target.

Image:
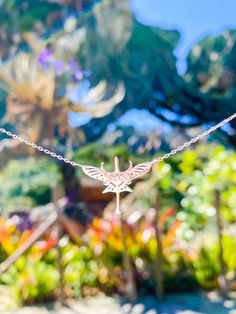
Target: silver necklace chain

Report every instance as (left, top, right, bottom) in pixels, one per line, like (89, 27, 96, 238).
(151, 113, 236, 165)
(0, 128, 82, 168)
(0, 113, 235, 214)
(0, 112, 235, 167)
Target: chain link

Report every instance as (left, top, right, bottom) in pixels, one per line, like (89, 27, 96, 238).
(152, 112, 236, 164)
(0, 112, 235, 167)
(0, 128, 82, 168)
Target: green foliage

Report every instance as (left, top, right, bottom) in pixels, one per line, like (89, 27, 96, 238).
(61, 242, 99, 297)
(0, 144, 236, 304)
(0, 238, 100, 304)
(1, 257, 60, 304)
(190, 235, 236, 289)
(3, 1, 60, 31)
(185, 30, 236, 93)
(1, 257, 57, 303)
(192, 247, 220, 289)
(0, 157, 61, 212)
(18, 4, 61, 31)
(176, 145, 236, 231)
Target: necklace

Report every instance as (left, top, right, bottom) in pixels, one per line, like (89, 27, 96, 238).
(0, 112, 235, 214)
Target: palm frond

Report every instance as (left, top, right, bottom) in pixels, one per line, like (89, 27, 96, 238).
(70, 82, 125, 116)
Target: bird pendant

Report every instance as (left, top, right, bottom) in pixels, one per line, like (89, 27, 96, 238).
(80, 157, 152, 214)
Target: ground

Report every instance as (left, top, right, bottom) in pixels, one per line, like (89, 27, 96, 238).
(1, 292, 236, 314)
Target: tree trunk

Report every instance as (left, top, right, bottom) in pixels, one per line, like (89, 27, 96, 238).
(59, 162, 82, 203)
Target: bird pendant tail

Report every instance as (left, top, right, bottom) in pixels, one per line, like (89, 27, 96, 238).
(116, 193, 121, 215)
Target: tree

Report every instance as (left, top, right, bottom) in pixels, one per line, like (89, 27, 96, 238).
(0, 0, 235, 148)
(77, 1, 236, 145)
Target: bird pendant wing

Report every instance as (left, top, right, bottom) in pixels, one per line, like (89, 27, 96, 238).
(81, 161, 152, 186)
(125, 162, 152, 180)
(80, 165, 108, 183)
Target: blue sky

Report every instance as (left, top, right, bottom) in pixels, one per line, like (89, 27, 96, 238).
(131, 0, 236, 73)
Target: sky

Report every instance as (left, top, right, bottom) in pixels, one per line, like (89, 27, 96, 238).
(131, 0, 236, 73)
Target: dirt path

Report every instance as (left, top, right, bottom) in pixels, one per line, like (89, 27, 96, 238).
(1, 293, 236, 314)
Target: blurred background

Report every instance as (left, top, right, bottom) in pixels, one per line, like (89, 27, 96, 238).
(0, 0, 236, 313)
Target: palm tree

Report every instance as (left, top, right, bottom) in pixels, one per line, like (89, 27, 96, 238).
(0, 53, 124, 147)
(0, 37, 125, 205)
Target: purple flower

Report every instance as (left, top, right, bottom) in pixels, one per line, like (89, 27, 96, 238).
(68, 59, 79, 72)
(68, 59, 84, 80)
(74, 70, 83, 80)
(38, 48, 52, 65)
(53, 60, 65, 75)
